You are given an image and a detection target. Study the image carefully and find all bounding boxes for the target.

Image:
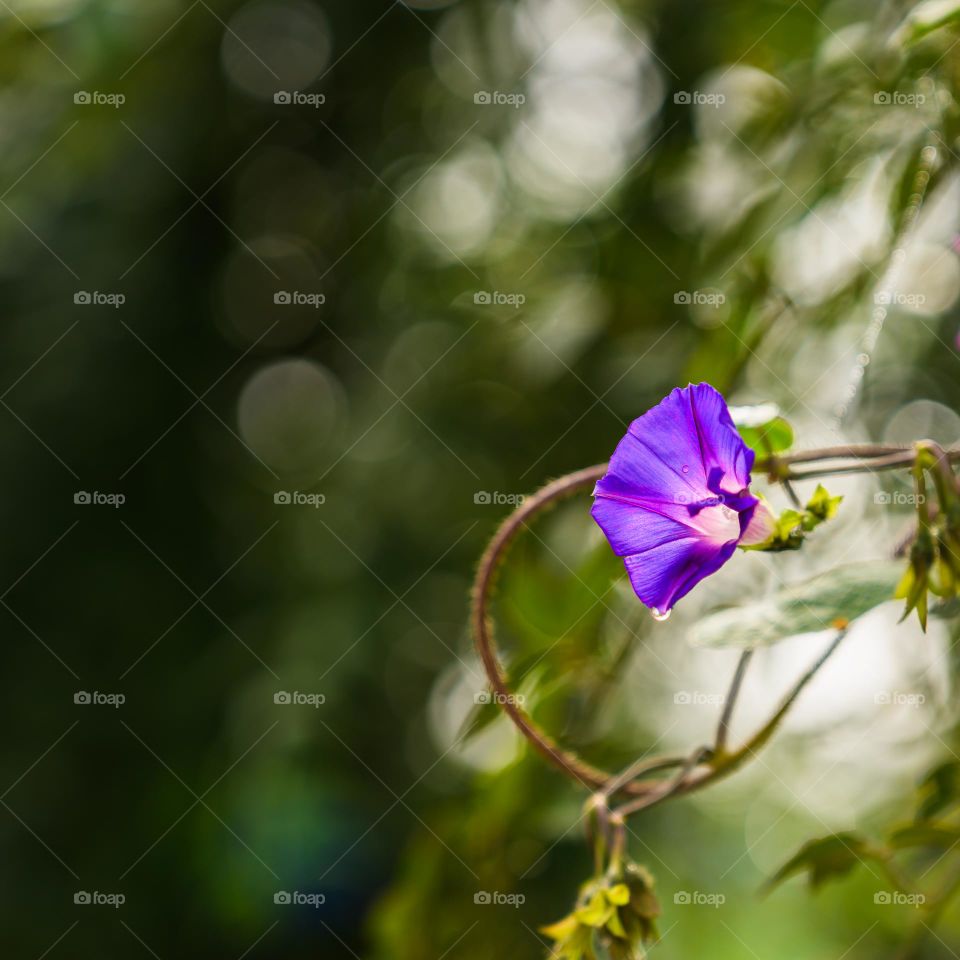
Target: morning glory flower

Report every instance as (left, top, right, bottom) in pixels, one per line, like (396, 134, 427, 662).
(591, 383, 774, 617)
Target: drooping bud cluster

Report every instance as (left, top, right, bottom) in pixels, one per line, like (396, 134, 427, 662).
(896, 444, 960, 630)
(540, 859, 661, 960)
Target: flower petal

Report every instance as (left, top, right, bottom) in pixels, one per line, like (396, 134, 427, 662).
(685, 382, 755, 490)
(591, 493, 741, 557)
(739, 500, 776, 546)
(623, 536, 739, 613)
(595, 383, 754, 510)
(591, 382, 757, 612)
(591, 497, 701, 558)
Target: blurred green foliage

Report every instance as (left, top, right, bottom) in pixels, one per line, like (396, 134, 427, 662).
(4, 0, 960, 958)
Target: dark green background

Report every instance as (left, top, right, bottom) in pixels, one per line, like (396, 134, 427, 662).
(3, 0, 960, 957)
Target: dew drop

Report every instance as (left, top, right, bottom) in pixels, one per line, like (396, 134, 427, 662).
(681, 465, 689, 474)
(650, 607, 671, 622)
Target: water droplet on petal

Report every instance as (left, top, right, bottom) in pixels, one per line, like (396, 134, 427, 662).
(681, 465, 689, 474)
(650, 607, 671, 622)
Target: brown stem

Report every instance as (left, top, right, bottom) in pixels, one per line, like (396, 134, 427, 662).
(781, 478, 802, 508)
(715, 649, 754, 755)
(768, 443, 914, 465)
(614, 746, 714, 818)
(601, 754, 691, 800)
(616, 624, 851, 816)
(470, 463, 657, 796)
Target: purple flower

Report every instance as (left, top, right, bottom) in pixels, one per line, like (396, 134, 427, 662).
(591, 383, 773, 617)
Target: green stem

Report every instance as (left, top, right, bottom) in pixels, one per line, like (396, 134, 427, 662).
(715, 649, 754, 757)
(612, 627, 850, 818)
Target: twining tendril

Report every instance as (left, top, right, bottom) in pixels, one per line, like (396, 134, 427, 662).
(470, 443, 960, 808)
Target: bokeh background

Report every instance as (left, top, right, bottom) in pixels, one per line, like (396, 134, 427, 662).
(4, 0, 960, 956)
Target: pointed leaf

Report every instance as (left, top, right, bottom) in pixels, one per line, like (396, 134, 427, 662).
(888, 823, 960, 850)
(765, 833, 875, 892)
(730, 404, 794, 456)
(918, 761, 960, 821)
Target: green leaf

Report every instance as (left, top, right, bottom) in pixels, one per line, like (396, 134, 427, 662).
(576, 891, 614, 928)
(606, 908, 627, 939)
(888, 824, 960, 850)
(607, 884, 630, 906)
(765, 833, 875, 892)
(541, 915, 580, 941)
(917, 761, 960, 821)
(457, 650, 543, 743)
(690, 561, 902, 648)
(730, 403, 794, 455)
(805, 484, 843, 525)
(893, 0, 960, 45)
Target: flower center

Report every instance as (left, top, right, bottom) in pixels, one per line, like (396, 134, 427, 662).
(688, 501, 742, 544)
